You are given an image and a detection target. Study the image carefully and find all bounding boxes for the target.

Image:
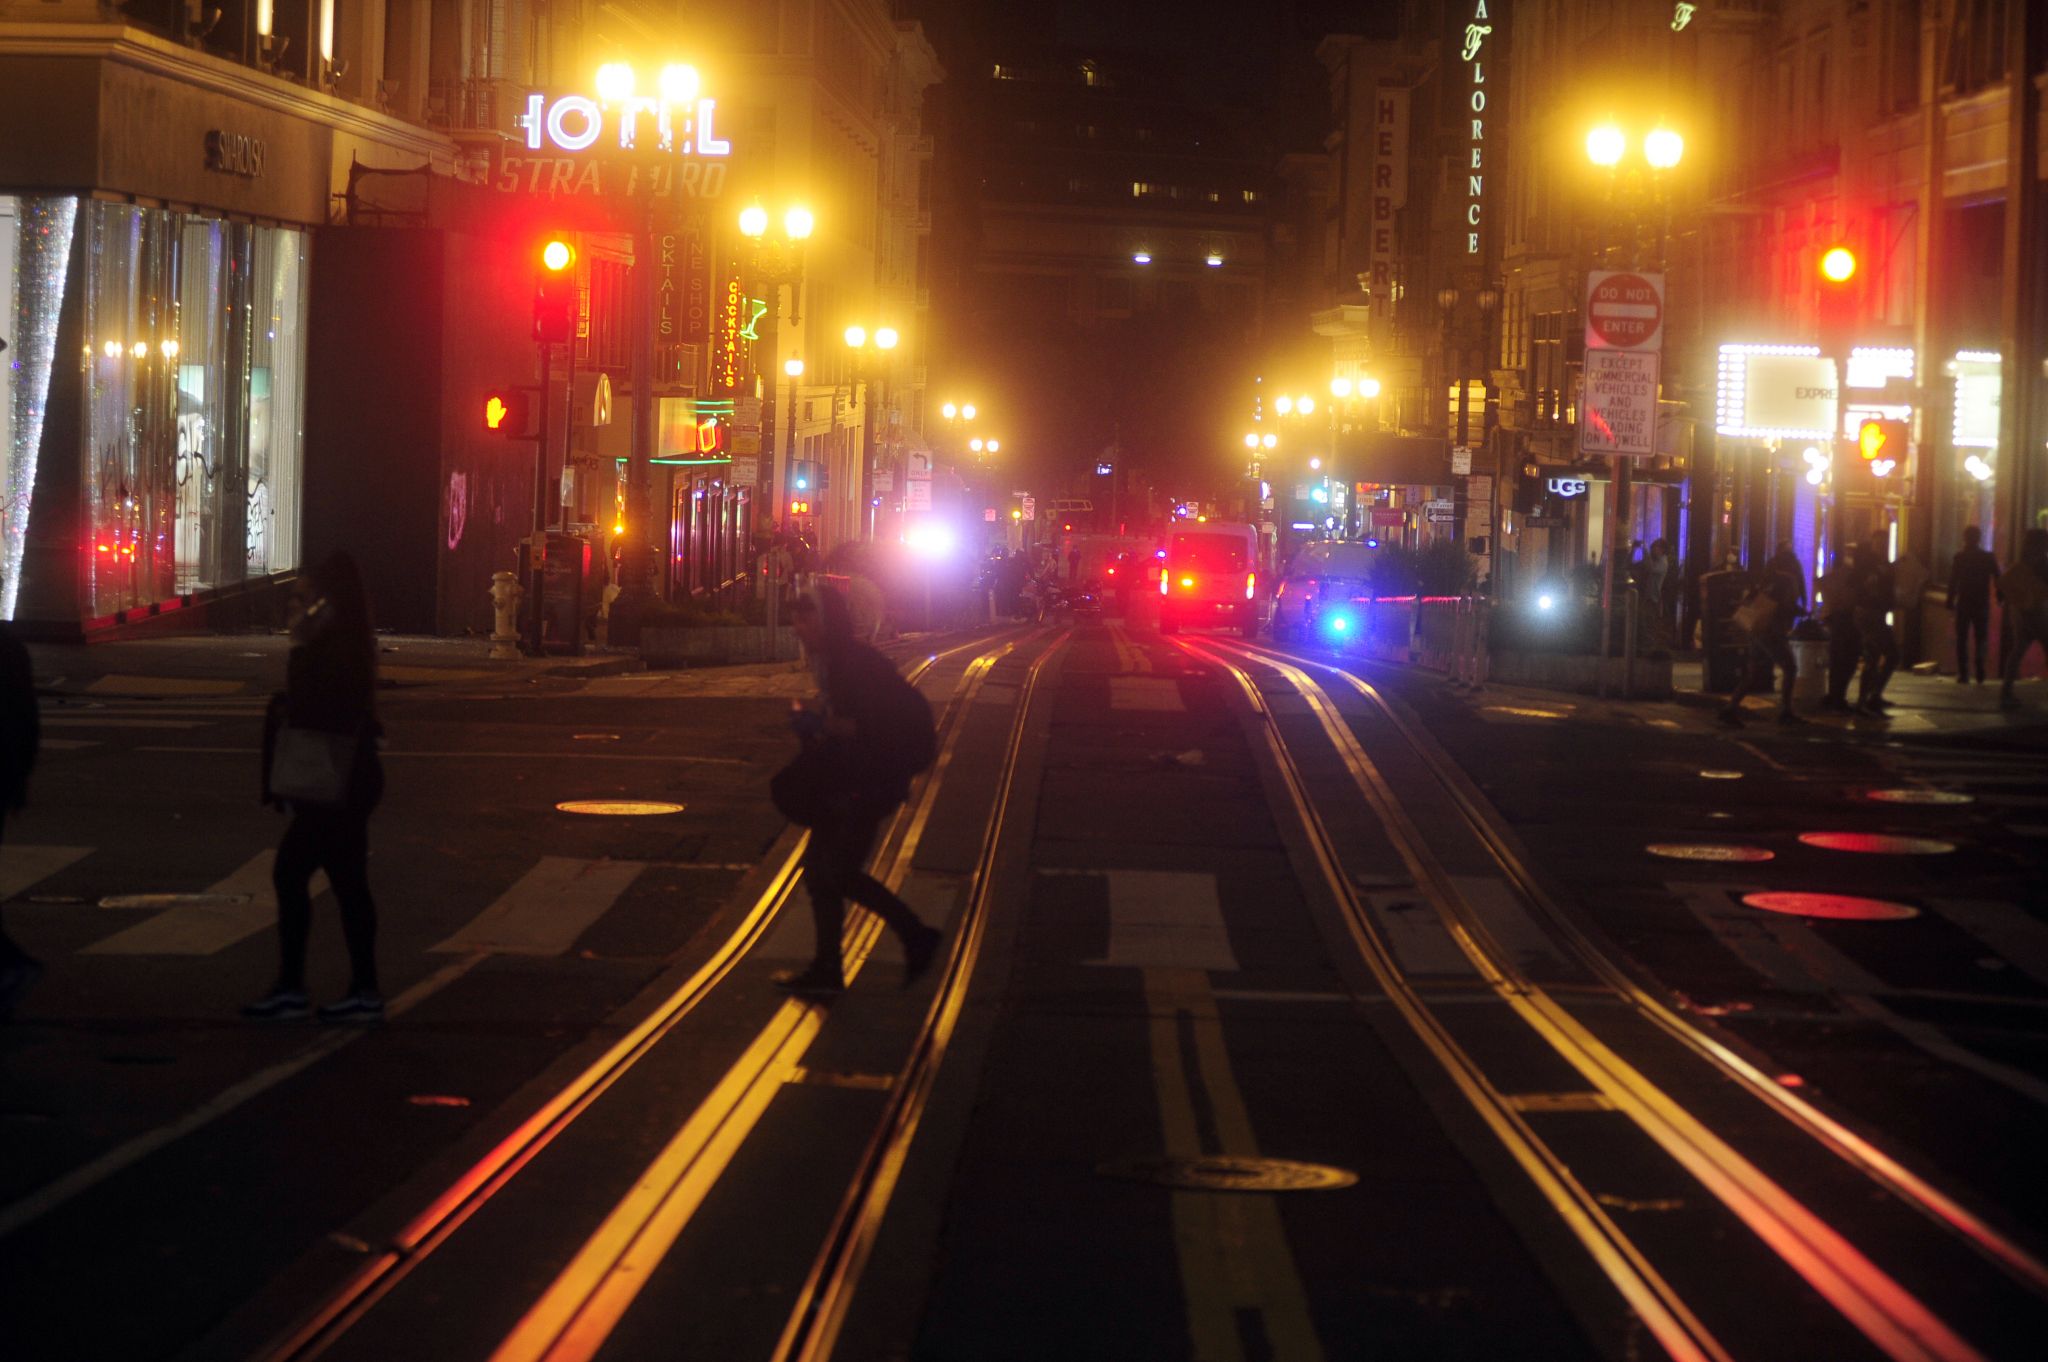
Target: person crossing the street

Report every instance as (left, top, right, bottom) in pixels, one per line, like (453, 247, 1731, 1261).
(1719, 552, 1806, 728)
(245, 552, 387, 1023)
(772, 586, 943, 996)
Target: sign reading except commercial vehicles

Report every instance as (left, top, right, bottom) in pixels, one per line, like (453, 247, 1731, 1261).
(1580, 350, 1659, 456)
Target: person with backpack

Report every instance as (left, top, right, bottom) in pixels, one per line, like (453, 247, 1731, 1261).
(772, 586, 943, 996)
(1718, 554, 1806, 728)
(245, 552, 386, 1023)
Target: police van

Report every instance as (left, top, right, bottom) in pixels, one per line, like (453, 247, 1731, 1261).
(1158, 522, 1260, 637)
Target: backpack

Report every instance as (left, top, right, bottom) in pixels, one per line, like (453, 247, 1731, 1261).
(871, 668, 938, 781)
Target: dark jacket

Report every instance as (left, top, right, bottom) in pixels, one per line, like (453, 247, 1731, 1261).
(815, 636, 934, 805)
(1947, 547, 2000, 612)
(1, 622, 37, 813)
(261, 610, 384, 813)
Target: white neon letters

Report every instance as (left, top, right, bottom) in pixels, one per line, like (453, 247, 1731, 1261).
(521, 91, 731, 157)
(1465, 0, 1490, 255)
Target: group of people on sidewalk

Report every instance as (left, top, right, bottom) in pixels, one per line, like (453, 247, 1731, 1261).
(1719, 526, 2048, 727)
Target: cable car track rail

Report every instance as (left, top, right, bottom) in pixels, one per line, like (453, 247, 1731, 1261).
(1241, 637, 2048, 1302)
(254, 628, 1038, 1362)
(1184, 635, 2002, 1362)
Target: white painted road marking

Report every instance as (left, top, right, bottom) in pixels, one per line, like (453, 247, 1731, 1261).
(1109, 676, 1185, 712)
(0, 845, 93, 900)
(1088, 870, 1239, 972)
(432, 856, 646, 956)
(82, 851, 329, 956)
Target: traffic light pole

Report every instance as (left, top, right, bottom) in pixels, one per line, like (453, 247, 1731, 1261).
(608, 193, 660, 644)
(529, 340, 553, 656)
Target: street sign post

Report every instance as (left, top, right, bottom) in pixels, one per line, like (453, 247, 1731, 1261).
(1583, 268, 1665, 697)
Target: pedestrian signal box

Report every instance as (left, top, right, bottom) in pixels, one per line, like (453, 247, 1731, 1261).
(484, 388, 535, 438)
(1856, 418, 1906, 479)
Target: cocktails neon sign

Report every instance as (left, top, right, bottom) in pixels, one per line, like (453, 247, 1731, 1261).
(519, 91, 730, 157)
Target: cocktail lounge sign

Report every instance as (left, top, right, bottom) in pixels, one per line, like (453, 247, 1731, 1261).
(494, 75, 732, 200)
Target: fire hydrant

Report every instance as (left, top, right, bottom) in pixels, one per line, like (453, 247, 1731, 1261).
(489, 571, 524, 659)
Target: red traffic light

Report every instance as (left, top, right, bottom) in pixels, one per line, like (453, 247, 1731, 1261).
(1819, 246, 1856, 284)
(541, 238, 575, 272)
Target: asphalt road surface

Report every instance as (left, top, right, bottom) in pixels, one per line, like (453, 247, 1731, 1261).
(4, 618, 2046, 1361)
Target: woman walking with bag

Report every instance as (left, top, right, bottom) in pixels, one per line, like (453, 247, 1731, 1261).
(244, 552, 386, 1023)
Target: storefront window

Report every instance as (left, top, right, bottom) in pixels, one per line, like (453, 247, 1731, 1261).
(79, 202, 307, 617)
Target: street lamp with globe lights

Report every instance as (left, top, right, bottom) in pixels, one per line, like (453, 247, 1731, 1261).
(737, 200, 816, 563)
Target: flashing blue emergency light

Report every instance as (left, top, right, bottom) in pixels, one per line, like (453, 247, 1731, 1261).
(1311, 487, 1328, 504)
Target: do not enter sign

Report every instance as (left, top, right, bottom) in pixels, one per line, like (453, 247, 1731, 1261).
(1585, 270, 1665, 352)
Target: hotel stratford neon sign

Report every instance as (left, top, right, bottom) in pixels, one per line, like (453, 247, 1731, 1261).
(1463, 2, 1492, 255)
(500, 83, 732, 198)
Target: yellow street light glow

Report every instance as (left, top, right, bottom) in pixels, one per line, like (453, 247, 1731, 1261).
(1330, 377, 1353, 398)
(784, 358, 805, 377)
(1261, 433, 1277, 449)
(1275, 395, 1294, 415)
(738, 204, 768, 238)
(102, 340, 121, 358)
(1359, 377, 1382, 398)
(1644, 128, 1684, 170)
(1011, 509, 1022, 520)
(875, 327, 899, 350)
(844, 325, 867, 349)
(160, 339, 180, 359)
(1309, 457, 1323, 471)
(1820, 246, 1857, 283)
(1297, 395, 1316, 415)
(595, 63, 635, 104)
(987, 439, 1000, 453)
(131, 341, 148, 358)
(1586, 124, 1626, 167)
(970, 437, 985, 451)
(1244, 433, 1260, 449)
(658, 64, 700, 106)
(941, 402, 958, 420)
(962, 403, 977, 421)
(784, 206, 815, 240)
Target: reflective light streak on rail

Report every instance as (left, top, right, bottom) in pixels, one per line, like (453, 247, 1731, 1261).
(257, 633, 1019, 1362)
(1173, 637, 1730, 1362)
(771, 637, 1067, 1362)
(1255, 640, 2048, 1303)
(1211, 640, 1990, 1362)
(489, 639, 1036, 1362)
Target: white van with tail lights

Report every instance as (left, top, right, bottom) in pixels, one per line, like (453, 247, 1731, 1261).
(1158, 523, 1260, 637)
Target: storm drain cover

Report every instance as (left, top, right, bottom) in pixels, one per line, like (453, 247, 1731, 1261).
(98, 892, 250, 910)
(1865, 788, 1974, 806)
(1699, 770, 1745, 780)
(1742, 892, 1921, 921)
(1798, 832, 1956, 855)
(1098, 1155, 1358, 1193)
(1645, 843, 1774, 863)
(556, 800, 686, 816)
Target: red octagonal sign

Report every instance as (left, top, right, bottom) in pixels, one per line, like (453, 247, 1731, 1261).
(1585, 270, 1665, 352)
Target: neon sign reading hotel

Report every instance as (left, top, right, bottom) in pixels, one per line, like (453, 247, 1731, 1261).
(518, 91, 730, 157)
(1463, 1, 1492, 255)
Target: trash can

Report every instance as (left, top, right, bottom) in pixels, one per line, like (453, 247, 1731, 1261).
(1699, 569, 1749, 693)
(1790, 621, 1829, 702)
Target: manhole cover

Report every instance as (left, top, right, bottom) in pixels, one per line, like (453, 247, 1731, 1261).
(1864, 788, 1974, 806)
(1798, 832, 1956, 855)
(1742, 892, 1921, 921)
(1645, 843, 1775, 863)
(98, 892, 251, 910)
(1098, 1155, 1358, 1193)
(1699, 770, 1745, 780)
(555, 800, 686, 816)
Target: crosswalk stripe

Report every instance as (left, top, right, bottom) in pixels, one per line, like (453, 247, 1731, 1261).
(430, 855, 645, 956)
(0, 844, 94, 900)
(1086, 869, 1238, 971)
(81, 851, 328, 956)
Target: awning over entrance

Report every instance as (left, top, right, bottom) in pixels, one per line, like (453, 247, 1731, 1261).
(1338, 433, 1451, 487)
